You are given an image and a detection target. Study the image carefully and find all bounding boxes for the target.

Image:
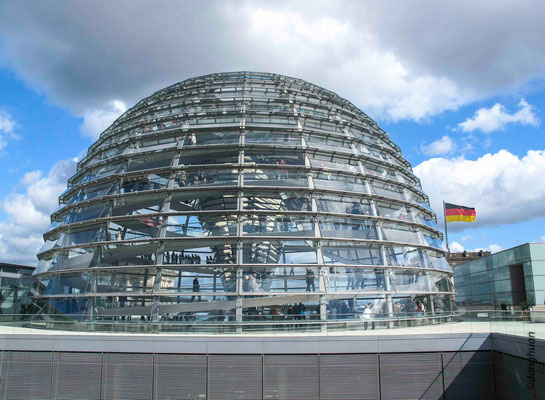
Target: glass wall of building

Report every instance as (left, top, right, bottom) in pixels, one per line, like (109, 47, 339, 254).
(0, 263, 41, 314)
(453, 243, 545, 309)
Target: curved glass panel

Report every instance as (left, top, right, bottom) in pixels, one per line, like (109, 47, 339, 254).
(322, 241, 383, 266)
(243, 168, 308, 187)
(312, 172, 367, 192)
(316, 194, 372, 215)
(242, 191, 312, 211)
(173, 168, 238, 188)
(319, 217, 378, 240)
(246, 130, 301, 145)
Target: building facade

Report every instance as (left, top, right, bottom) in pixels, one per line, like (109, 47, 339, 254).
(34, 71, 454, 323)
(454, 242, 545, 309)
(0, 263, 40, 315)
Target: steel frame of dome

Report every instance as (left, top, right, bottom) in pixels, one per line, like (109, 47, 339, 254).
(35, 71, 455, 325)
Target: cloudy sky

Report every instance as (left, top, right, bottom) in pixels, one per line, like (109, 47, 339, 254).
(0, 0, 544, 265)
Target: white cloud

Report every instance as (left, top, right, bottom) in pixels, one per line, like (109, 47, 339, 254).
(0, 159, 76, 265)
(250, 10, 349, 45)
(361, 2, 545, 94)
(21, 170, 42, 185)
(450, 241, 465, 253)
(458, 99, 540, 133)
(488, 244, 503, 254)
(540, 236, 545, 242)
(245, 7, 468, 121)
(446, 241, 502, 254)
(0, 110, 19, 151)
(421, 135, 455, 156)
(2, 1, 545, 129)
(0, 110, 16, 134)
(3, 195, 50, 230)
(414, 149, 545, 231)
(80, 100, 127, 139)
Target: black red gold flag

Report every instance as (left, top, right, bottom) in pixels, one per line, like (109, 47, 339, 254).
(445, 203, 476, 223)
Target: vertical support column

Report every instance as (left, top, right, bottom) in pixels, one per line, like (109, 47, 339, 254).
(369, 200, 379, 218)
(151, 267, 162, 322)
(142, 269, 149, 307)
(236, 136, 244, 325)
(305, 130, 327, 329)
(176, 270, 182, 303)
(151, 237, 166, 322)
(420, 246, 431, 312)
(378, 226, 394, 325)
(150, 159, 176, 321)
(293, 100, 303, 132)
(305, 151, 310, 168)
(357, 159, 367, 176)
(307, 165, 314, 191)
(382, 259, 394, 319)
(236, 190, 244, 237)
(235, 263, 243, 333)
(317, 244, 326, 294)
(241, 98, 246, 127)
(316, 242, 327, 330)
(236, 119, 244, 333)
(319, 293, 327, 333)
(350, 142, 360, 159)
(235, 223, 243, 331)
(282, 244, 288, 292)
(151, 234, 168, 321)
(88, 269, 98, 323)
(212, 270, 217, 301)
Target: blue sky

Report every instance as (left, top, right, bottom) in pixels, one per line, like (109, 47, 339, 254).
(0, 0, 544, 265)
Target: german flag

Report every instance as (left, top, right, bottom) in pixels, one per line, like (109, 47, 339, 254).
(445, 203, 476, 223)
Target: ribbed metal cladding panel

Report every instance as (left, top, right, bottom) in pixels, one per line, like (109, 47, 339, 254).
(155, 354, 206, 400)
(443, 351, 494, 400)
(0, 351, 6, 400)
(319, 354, 379, 400)
(0, 351, 53, 400)
(52, 352, 102, 400)
(208, 354, 263, 400)
(102, 353, 153, 400)
(0, 351, 3, 399)
(263, 354, 319, 400)
(380, 353, 443, 400)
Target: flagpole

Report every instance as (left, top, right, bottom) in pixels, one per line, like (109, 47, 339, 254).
(443, 201, 450, 255)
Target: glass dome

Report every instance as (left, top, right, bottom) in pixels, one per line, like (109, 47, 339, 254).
(35, 71, 454, 326)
